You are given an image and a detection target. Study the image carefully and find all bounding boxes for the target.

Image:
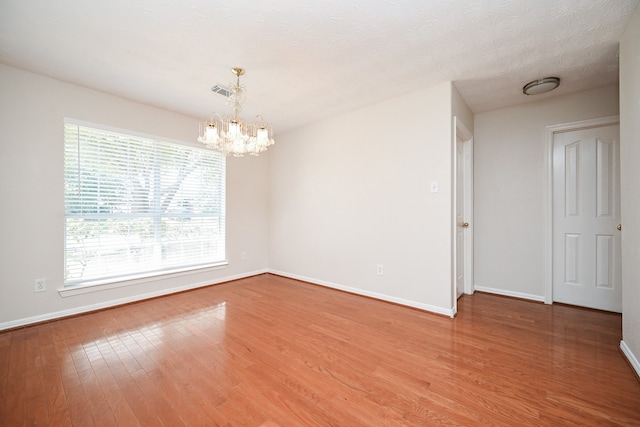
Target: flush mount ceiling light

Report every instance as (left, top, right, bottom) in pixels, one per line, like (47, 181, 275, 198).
(522, 77, 560, 95)
(198, 67, 275, 157)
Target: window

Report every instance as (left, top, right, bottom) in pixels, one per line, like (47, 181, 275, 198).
(64, 120, 226, 287)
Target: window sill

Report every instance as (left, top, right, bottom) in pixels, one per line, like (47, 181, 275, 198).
(58, 262, 228, 297)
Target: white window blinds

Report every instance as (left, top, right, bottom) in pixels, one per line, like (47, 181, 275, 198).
(64, 121, 226, 286)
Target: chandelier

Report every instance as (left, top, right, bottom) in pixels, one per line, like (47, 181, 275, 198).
(198, 67, 275, 157)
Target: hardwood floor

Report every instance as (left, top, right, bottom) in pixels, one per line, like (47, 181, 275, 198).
(1, 274, 639, 426)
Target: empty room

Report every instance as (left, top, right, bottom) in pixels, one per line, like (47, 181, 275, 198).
(1, 0, 640, 425)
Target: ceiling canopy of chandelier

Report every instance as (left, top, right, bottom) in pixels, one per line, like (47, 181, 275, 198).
(198, 67, 275, 157)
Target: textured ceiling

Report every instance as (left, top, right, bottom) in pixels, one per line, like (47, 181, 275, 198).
(1, 0, 638, 134)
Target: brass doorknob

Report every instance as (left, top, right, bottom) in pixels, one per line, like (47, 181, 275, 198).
(462, 222, 469, 228)
(617, 224, 622, 231)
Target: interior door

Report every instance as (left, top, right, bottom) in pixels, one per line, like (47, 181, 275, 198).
(552, 124, 621, 312)
(455, 135, 466, 299)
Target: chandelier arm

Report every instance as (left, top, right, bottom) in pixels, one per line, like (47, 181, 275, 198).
(209, 112, 223, 122)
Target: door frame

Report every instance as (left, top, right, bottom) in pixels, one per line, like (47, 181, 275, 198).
(543, 115, 620, 304)
(453, 116, 474, 313)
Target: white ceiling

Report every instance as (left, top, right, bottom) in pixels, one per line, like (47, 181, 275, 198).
(1, 0, 637, 134)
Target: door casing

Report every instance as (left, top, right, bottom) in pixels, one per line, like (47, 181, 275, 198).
(453, 116, 474, 314)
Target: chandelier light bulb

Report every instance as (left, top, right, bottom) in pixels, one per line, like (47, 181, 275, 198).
(228, 121, 241, 139)
(257, 127, 269, 145)
(205, 124, 218, 142)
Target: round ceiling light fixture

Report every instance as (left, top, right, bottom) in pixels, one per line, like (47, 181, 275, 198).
(522, 77, 560, 95)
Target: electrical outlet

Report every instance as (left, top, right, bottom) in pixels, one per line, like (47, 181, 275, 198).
(34, 278, 46, 293)
(377, 264, 384, 276)
(241, 251, 248, 260)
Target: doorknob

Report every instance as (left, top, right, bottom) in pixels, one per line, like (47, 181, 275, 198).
(617, 224, 622, 231)
(462, 222, 469, 228)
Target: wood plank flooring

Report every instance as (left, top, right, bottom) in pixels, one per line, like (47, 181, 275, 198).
(1, 273, 639, 426)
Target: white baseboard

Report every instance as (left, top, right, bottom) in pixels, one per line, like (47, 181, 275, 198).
(2, 268, 459, 330)
(0, 269, 268, 331)
(474, 285, 545, 302)
(269, 269, 455, 318)
(620, 340, 640, 378)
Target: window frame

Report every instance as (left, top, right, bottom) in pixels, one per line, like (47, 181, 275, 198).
(63, 118, 227, 291)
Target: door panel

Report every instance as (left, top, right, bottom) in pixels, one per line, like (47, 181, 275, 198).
(564, 142, 580, 216)
(597, 139, 614, 217)
(552, 125, 621, 312)
(596, 234, 613, 288)
(564, 233, 579, 284)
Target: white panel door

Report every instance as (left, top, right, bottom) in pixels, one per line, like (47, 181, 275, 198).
(552, 125, 621, 312)
(455, 135, 466, 299)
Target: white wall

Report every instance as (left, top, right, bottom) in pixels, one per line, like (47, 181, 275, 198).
(452, 83, 474, 133)
(474, 86, 619, 299)
(0, 65, 269, 329)
(268, 82, 456, 315)
(620, 3, 640, 374)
